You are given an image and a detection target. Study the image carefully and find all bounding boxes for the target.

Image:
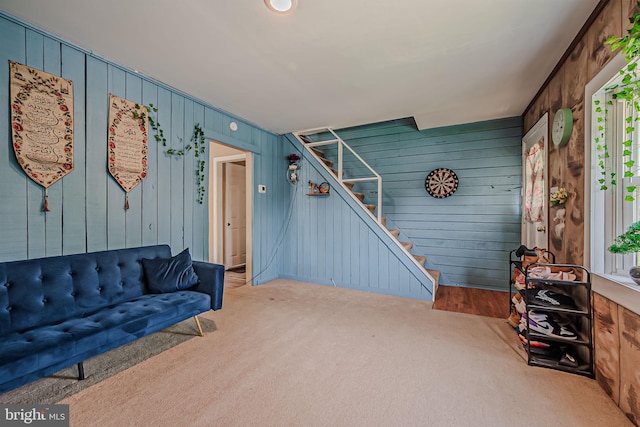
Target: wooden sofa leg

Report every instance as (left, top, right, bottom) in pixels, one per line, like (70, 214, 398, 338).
(77, 362, 85, 380)
(194, 316, 204, 337)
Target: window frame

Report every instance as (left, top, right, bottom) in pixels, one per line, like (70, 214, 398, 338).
(588, 53, 640, 282)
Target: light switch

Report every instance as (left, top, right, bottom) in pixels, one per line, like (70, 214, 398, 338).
(258, 184, 267, 193)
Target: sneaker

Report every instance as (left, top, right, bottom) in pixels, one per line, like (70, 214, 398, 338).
(512, 294, 526, 314)
(528, 266, 551, 279)
(519, 314, 528, 332)
(546, 271, 578, 281)
(513, 271, 526, 290)
(515, 245, 537, 258)
(518, 329, 551, 348)
(527, 311, 578, 340)
(526, 289, 578, 310)
(559, 351, 580, 368)
(528, 343, 560, 358)
(507, 306, 521, 328)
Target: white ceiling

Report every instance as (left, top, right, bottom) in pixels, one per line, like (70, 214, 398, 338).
(1, 0, 600, 134)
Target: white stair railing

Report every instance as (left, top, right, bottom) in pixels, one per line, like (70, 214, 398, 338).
(294, 128, 382, 223)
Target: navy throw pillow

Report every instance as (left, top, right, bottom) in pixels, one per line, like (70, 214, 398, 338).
(142, 248, 199, 293)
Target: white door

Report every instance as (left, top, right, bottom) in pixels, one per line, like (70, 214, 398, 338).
(224, 161, 247, 267)
(522, 113, 548, 249)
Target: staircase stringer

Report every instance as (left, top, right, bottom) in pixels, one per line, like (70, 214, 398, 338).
(383, 215, 448, 289)
(287, 132, 436, 295)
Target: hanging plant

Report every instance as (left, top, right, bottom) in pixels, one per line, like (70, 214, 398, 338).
(191, 123, 207, 204)
(594, 6, 640, 201)
(133, 104, 207, 204)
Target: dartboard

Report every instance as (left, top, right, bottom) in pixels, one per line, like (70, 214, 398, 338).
(425, 168, 459, 198)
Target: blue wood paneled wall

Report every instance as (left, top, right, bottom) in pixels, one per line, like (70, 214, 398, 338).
(323, 117, 523, 291)
(278, 136, 433, 300)
(0, 13, 286, 284)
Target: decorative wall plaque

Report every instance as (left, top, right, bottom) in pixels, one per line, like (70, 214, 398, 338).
(107, 94, 149, 209)
(9, 60, 74, 211)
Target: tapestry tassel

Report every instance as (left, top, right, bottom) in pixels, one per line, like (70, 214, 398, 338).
(125, 193, 129, 210)
(43, 188, 50, 212)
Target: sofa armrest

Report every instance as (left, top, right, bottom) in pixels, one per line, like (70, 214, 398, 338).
(192, 261, 225, 310)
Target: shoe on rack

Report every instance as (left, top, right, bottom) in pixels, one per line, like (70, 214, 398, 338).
(528, 343, 560, 358)
(559, 351, 580, 368)
(512, 293, 526, 314)
(518, 313, 528, 332)
(526, 289, 578, 310)
(528, 266, 551, 279)
(507, 306, 521, 328)
(518, 329, 551, 348)
(527, 311, 579, 340)
(515, 245, 538, 258)
(546, 271, 578, 281)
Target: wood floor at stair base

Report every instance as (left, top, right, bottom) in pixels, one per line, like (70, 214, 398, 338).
(432, 285, 509, 319)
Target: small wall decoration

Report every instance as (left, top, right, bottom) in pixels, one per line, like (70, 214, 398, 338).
(550, 187, 568, 207)
(425, 168, 459, 198)
(107, 94, 149, 209)
(307, 180, 330, 196)
(287, 153, 300, 183)
(9, 60, 74, 212)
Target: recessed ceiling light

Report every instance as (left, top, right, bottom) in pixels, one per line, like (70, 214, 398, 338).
(264, 0, 297, 14)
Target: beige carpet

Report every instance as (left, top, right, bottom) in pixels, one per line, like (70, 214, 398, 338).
(62, 279, 631, 427)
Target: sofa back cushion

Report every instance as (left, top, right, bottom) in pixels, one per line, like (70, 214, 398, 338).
(0, 245, 171, 336)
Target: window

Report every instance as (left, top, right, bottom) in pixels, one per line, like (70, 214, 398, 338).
(589, 55, 640, 278)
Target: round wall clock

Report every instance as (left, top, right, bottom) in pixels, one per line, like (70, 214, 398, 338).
(552, 108, 573, 147)
(425, 168, 459, 198)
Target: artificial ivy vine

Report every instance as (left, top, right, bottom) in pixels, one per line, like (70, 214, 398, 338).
(133, 103, 207, 204)
(191, 124, 207, 204)
(594, 5, 640, 201)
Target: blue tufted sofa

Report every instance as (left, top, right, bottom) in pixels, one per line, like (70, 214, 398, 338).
(0, 244, 224, 394)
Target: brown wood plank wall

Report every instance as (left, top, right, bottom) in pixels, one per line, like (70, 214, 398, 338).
(523, 1, 640, 423)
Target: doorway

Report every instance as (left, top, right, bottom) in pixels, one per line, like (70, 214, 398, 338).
(521, 113, 548, 249)
(210, 142, 253, 286)
(224, 160, 246, 269)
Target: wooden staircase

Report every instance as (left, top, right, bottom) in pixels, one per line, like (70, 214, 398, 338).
(296, 129, 441, 294)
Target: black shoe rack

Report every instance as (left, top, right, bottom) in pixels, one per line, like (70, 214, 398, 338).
(508, 249, 594, 378)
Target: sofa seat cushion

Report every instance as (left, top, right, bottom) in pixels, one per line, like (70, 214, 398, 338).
(0, 290, 210, 383)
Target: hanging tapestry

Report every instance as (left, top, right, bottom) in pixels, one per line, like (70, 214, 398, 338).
(524, 137, 545, 223)
(9, 60, 74, 212)
(107, 94, 149, 209)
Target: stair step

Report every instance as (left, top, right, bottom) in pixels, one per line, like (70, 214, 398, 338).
(331, 168, 345, 177)
(311, 147, 324, 157)
(365, 204, 376, 214)
(352, 191, 365, 202)
(401, 241, 413, 251)
(320, 157, 334, 168)
(381, 216, 386, 227)
(427, 269, 441, 287)
(389, 229, 400, 239)
(344, 181, 355, 190)
(414, 255, 426, 266)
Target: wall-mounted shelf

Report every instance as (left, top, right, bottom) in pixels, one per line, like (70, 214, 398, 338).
(307, 181, 330, 196)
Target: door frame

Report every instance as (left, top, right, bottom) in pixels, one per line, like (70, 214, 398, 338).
(210, 151, 253, 282)
(223, 160, 247, 269)
(521, 112, 549, 249)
